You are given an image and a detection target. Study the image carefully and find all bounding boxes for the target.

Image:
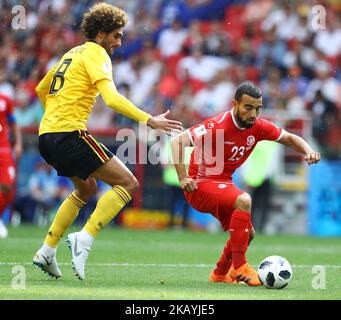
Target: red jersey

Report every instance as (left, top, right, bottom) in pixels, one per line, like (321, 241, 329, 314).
(187, 111, 283, 182)
(0, 94, 14, 150)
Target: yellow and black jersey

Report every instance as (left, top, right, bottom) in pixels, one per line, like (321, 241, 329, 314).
(38, 41, 113, 135)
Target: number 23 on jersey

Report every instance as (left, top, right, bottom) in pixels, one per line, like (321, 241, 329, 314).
(228, 146, 246, 161)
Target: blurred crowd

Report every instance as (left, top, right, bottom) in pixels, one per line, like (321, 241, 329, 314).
(1, 0, 340, 157)
(0, 0, 341, 224)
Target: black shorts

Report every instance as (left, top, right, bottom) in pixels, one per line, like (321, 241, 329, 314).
(39, 129, 113, 180)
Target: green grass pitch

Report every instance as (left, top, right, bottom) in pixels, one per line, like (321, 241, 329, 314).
(0, 225, 340, 300)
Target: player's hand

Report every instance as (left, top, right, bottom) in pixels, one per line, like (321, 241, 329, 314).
(180, 177, 198, 193)
(304, 150, 320, 165)
(147, 110, 183, 135)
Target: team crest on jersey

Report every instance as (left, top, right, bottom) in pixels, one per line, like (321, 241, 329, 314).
(193, 124, 207, 138)
(207, 122, 214, 129)
(246, 135, 255, 147)
(218, 184, 227, 189)
(102, 62, 111, 74)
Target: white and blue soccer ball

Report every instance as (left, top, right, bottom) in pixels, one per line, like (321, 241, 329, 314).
(258, 255, 293, 289)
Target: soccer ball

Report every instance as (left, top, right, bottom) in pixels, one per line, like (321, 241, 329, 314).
(257, 255, 293, 289)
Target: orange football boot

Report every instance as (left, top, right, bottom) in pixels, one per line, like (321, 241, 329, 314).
(209, 271, 236, 283)
(228, 263, 262, 286)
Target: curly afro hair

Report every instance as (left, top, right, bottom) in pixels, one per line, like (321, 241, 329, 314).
(81, 2, 128, 39)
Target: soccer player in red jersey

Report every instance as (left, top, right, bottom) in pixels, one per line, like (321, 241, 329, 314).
(171, 82, 320, 286)
(0, 93, 22, 238)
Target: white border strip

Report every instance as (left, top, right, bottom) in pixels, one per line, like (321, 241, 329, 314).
(217, 111, 229, 124)
(276, 129, 285, 142)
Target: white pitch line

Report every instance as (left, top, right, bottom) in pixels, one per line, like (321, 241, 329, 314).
(0, 262, 340, 268)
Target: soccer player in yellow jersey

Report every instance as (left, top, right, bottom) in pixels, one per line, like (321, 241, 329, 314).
(32, 2, 183, 280)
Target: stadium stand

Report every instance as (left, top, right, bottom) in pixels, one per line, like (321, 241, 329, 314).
(0, 0, 340, 230)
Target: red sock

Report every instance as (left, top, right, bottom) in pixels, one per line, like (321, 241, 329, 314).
(0, 190, 15, 219)
(229, 209, 251, 269)
(214, 239, 232, 275)
(0, 192, 7, 218)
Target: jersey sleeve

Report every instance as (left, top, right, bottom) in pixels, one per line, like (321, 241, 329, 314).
(0, 95, 15, 123)
(5, 96, 14, 116)
(6, 97, 16, 124)
(258, 118, 283, 141)
(83, 47, 113, 85)
(187, 118, 216, 146)
(96, 79, 151, 123)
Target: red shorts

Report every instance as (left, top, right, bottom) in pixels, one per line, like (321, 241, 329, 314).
(0, 151, 16, 185)
(184, 182, 244, 231)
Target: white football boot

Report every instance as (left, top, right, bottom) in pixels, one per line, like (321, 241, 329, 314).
(32, 249, 62, 279)
(0, 219, 8, 239)
(65, 232, 90, 280)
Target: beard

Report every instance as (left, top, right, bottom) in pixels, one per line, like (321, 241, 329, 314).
(102, 39, 114, 55)
(236, 110, 255, 129)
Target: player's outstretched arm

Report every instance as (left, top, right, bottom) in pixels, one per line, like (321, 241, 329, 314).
(170, 131, 198, 192)
(278, 131, 321, 165)
(147, 110, 183, 134)
(96, 79, 183, 134)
